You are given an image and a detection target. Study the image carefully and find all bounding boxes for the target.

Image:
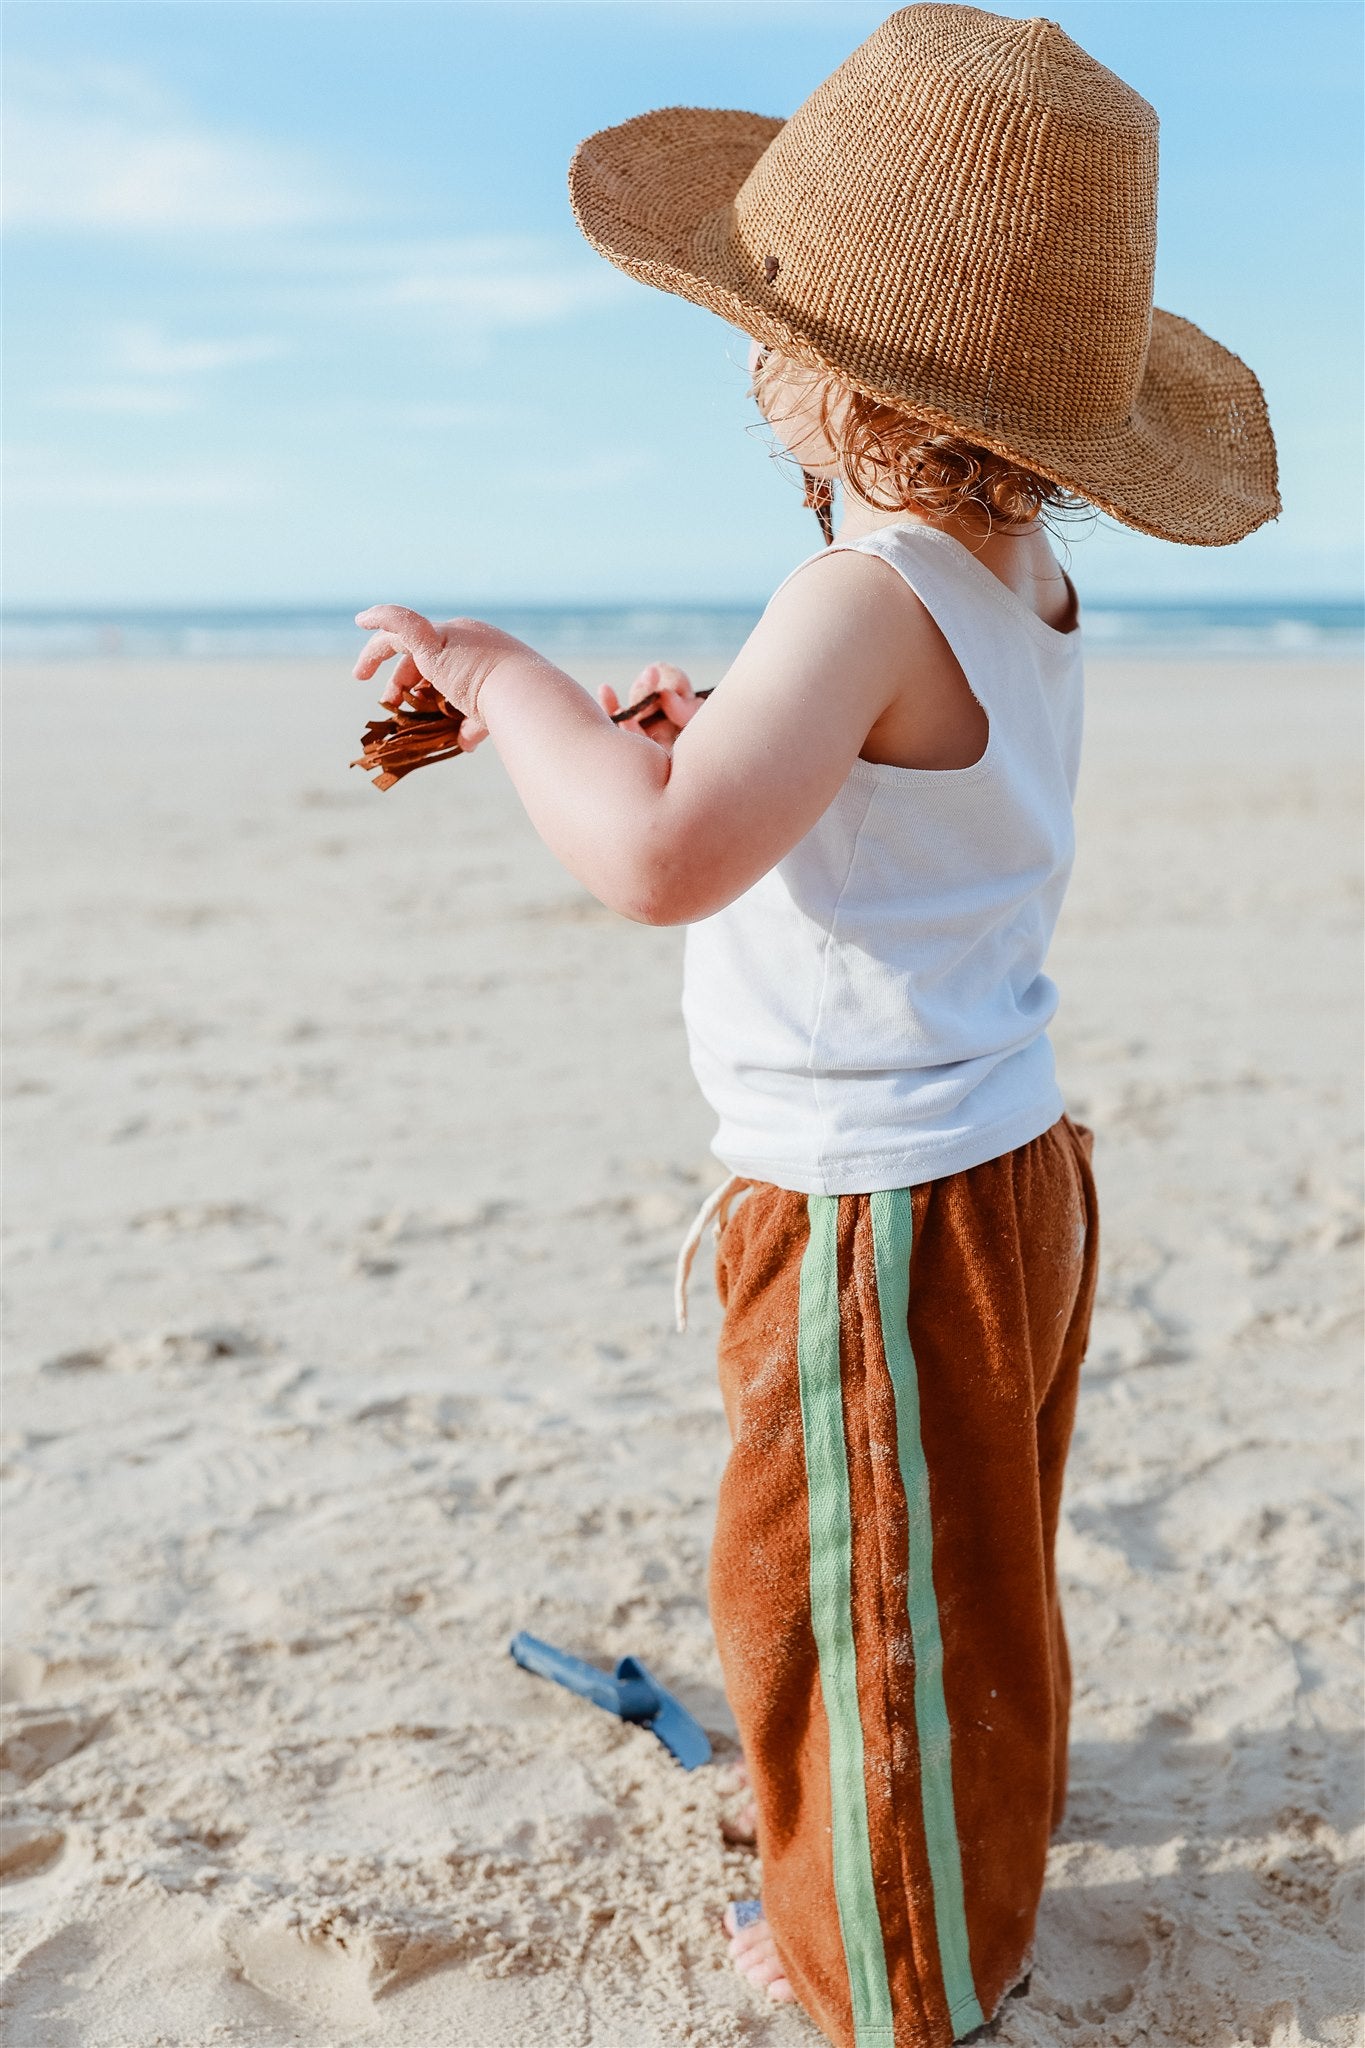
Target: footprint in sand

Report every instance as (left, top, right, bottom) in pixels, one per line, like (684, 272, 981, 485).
(128, 1201, 277, 1237)
(0, 1814, 66, 1877)
(0, 1707, 106, 1787)
(223, 1918, 466, 2022)
(223, 1922, 380, 2026)
(1039, 1894, 1152, 2023)
(40, 1326, 264, 1375)
(0, 1646, 49, 1704)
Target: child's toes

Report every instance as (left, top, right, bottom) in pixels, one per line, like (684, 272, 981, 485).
(723, 1905, 800, 2010)
(737, 1934, 786, 1987)
(726, 1924, 763, 1959)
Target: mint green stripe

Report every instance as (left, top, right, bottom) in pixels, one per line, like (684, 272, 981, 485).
(871, 1189, 985, 2037)
(798, 1195, 895, 2046)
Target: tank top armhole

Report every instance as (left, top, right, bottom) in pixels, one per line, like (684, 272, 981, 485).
(756, 532, 1004, 780)
(762, 531, 982, 705)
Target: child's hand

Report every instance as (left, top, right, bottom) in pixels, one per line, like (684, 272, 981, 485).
(598, 662, 704, 754)
(353, 605, 532, 753)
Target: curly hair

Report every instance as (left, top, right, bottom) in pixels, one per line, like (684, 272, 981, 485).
(752, 347, 1086, 534)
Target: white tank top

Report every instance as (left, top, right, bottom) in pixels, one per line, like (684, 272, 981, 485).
(681, 521, 1084, 1196)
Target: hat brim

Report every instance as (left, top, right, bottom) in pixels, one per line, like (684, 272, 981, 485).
(569, 107, 1280, 548)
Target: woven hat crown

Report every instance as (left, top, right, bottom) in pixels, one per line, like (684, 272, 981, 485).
(735, 7, 1159, 439)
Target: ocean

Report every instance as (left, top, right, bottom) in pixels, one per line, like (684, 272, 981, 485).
(3, 597, 1361, 664)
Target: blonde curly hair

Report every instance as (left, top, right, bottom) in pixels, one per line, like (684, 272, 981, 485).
(751, 345, 1085, 533)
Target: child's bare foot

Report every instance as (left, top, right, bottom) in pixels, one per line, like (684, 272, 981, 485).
(716, 1759, 759, 1845)
(723, 1900, 797, 2004)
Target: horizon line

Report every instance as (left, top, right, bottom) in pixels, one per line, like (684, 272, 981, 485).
(5, 593, 1363, 618)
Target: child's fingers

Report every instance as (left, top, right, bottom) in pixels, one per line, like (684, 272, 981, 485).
(355, 603, 440, 653)
(456, 714, 489, 752)
(352, 605, 441, 679)
(659, 686, 703, 727)
(653, 661, 693, 696)
(624, 661, 661, 705)
(380, 651, 426, 708)
(353, 631, 407, 681)
(618, 660, 697, 728)
(598, 683, 621, 716)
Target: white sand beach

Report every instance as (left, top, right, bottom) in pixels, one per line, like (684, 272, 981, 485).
(2, 650, 1361, 2047)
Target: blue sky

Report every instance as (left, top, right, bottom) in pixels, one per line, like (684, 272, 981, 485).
(6, 1, 1361, 608)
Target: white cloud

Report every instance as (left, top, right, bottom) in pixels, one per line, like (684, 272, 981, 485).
(5, 446, 267, 510)
(24, 327, 287, 423)
(2, 59, 343, 232)
(112, 323, 286, 376)
(381, 263, 620, 328)
(41, 384, 196, 417)
(264, 234, 628, 337)
(387, 399, 506, 431)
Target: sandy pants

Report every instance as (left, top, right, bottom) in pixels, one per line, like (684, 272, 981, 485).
(708, 1116, 1099, 2048)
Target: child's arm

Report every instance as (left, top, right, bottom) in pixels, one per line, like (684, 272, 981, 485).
(353, 549, 926, 926)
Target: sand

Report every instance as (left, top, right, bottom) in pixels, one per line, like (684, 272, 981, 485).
(2, 649, 1361, 2048)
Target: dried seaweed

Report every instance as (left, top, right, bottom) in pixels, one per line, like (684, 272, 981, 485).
(351, 699, 469, 791)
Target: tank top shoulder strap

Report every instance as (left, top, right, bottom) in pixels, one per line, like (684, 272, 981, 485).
(764, 522, 1078, 714)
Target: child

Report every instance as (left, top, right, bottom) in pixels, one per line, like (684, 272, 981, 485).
(353, 9, 1278, 2043)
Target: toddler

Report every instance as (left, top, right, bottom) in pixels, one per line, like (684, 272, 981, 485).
(353, 9, 1277, 2043)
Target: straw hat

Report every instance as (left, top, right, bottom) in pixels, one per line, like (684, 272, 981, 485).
(568, 5, 1279, 546)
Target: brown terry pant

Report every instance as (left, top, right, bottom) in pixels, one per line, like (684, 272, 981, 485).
(709, 1116, 1099, 2048)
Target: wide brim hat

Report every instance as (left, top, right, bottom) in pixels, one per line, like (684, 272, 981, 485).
(569, 5, 1279, 547)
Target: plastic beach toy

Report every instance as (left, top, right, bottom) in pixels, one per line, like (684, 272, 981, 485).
(508, 1631, 712, 1770)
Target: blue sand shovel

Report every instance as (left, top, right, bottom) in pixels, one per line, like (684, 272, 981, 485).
(508, 1631, 712, 1771)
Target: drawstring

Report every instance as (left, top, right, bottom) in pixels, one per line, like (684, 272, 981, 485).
(674, 1175, 748, 1334)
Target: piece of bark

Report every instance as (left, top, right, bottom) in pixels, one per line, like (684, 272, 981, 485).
(352, 686, 714, 790)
